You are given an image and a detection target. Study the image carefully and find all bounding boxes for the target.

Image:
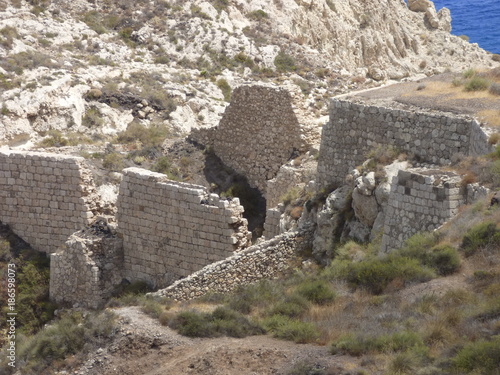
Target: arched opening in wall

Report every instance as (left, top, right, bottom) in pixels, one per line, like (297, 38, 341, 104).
(0, 221, 57, 335)
(203, 151, 267, 240)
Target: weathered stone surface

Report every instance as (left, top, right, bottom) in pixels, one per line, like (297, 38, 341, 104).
(352, 188, 379, 227)
(437, 8, 452, 32)
(381, 169, 466, 252)
(50, 219, 123, 309)
(317, 99, 490, 189)
(408, 0, 434, 12)
(190, 84, 319, 193)
(152, 231, 310, 301)
(116, 167, 251, 289)
(0, 150, 99, 253)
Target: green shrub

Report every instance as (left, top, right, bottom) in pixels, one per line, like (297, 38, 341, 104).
(169, 307, 264, 338)
(140, 298, 165, 319)
(463, 68, 477, 79)
(274, 51, 297, 72)
(248, 9, 269, 21)
(152, 156, 180, 180)
(116, 121, 169, 148)
(399, 235, 461, 276)
(475, 296, 500, 321)
(16, 311, 116, 373)
(426, 244, 461, 275)
(0, 26, 19, 48)
(216, 78, 232, 102)
(82, 106, 104, 128)
(262, 315, 319, 343)
(461, 221, 500, 256)
(226, 279, 285, 314)
(102, 152, 125, 171)
(295, 279, 336, 305)
(0, 51, 58, 74)
(464, 76, 490, 92)
(344, 255, 435, 294)
(268, 295, 310, 318)
(492, 54, 500, 62)
(82, 11, 107, 34)
(330, 331, 424, 356)
(452, 337, 500, 374)
(38, 130, 69, 148)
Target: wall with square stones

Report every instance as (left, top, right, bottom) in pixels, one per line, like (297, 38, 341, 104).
(381, 169, 465, 251)
(190, 84, 319, 193)
(0, 150, 99, 253)
(50, 223, 123, 309)
(116, 167, 251, 289)
(317, 99, 490, 189)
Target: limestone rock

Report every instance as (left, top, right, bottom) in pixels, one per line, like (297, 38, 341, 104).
(437, 8, 452, 32)
(355, 172, 376, 196)
(352, 188, 379, 227)
(342, 219, 371, 243)
(425, 7, 440, 29)
(408, 0, 434, 12)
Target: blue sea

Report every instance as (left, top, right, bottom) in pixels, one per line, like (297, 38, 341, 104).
(431, 0, 500, 54)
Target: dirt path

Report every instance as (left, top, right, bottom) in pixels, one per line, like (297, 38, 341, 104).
(71, 306, 362, 375)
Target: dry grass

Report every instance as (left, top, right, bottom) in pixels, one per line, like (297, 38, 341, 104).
(478, 109, 500, 127)
(408, 80, 498, 100)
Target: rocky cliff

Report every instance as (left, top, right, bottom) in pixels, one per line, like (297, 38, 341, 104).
(0, 0, 497, 145)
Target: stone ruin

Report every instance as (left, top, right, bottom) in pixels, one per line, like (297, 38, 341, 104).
(0, 85, 494, 306)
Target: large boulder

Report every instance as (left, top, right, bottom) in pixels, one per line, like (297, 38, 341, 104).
(408, 0, 434, 12)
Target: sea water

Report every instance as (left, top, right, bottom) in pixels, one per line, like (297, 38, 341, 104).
(431, 0, 500, 54)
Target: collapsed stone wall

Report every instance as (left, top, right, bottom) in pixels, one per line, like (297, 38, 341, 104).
(381, 169, 465, 251)
(317, 99, 490, 189)
(190, 84, 319, 193)
(50, 220, 123, 309)
(0, 150, 99, 253)
(152, 231, 307, 301)
(116, 168, 251, 289)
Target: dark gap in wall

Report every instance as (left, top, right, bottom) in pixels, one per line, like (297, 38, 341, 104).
(202, 151, 266, 240)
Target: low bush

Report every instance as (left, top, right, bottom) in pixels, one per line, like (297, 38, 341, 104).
(169, 307, 264, 338)
(463, 68, 476, 79)
(152, 156, 180, 180)
(464, 76, 490, 92)
(295, 279, 336, 305)
(268, 294, 310, 318)
(82, 106, 104, 128)
(452, 337, 500, 374)
(116, 121, 169, 148)
(216, 78, 232, 102)
(226, 279, 285, 314)
(343, 255, 435, 294)
(330, 331, 424, 356)
(274, 51, 297, 72)
(15, 311, 116, 374)
(461, 221, 500, 256)
(102, 152, 125, 171)
(262, 315, 319, 343)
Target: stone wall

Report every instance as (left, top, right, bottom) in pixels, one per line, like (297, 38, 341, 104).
(152, 231, 306, 301)
(264, 207, 282, 239)
(381, 169, 465, 251)
(50, 220, 123, 309)
(317, 99, 490, 189)
(116, 167, 251, 289)
(190, 84, 318, 193)
(0, 150, 99, 253)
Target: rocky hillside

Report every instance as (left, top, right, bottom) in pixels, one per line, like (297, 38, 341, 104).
(0, 0, 497, 145)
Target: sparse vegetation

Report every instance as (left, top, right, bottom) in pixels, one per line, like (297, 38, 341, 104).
(216, 78, 232, 102)
(274, 51, 297, 72)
